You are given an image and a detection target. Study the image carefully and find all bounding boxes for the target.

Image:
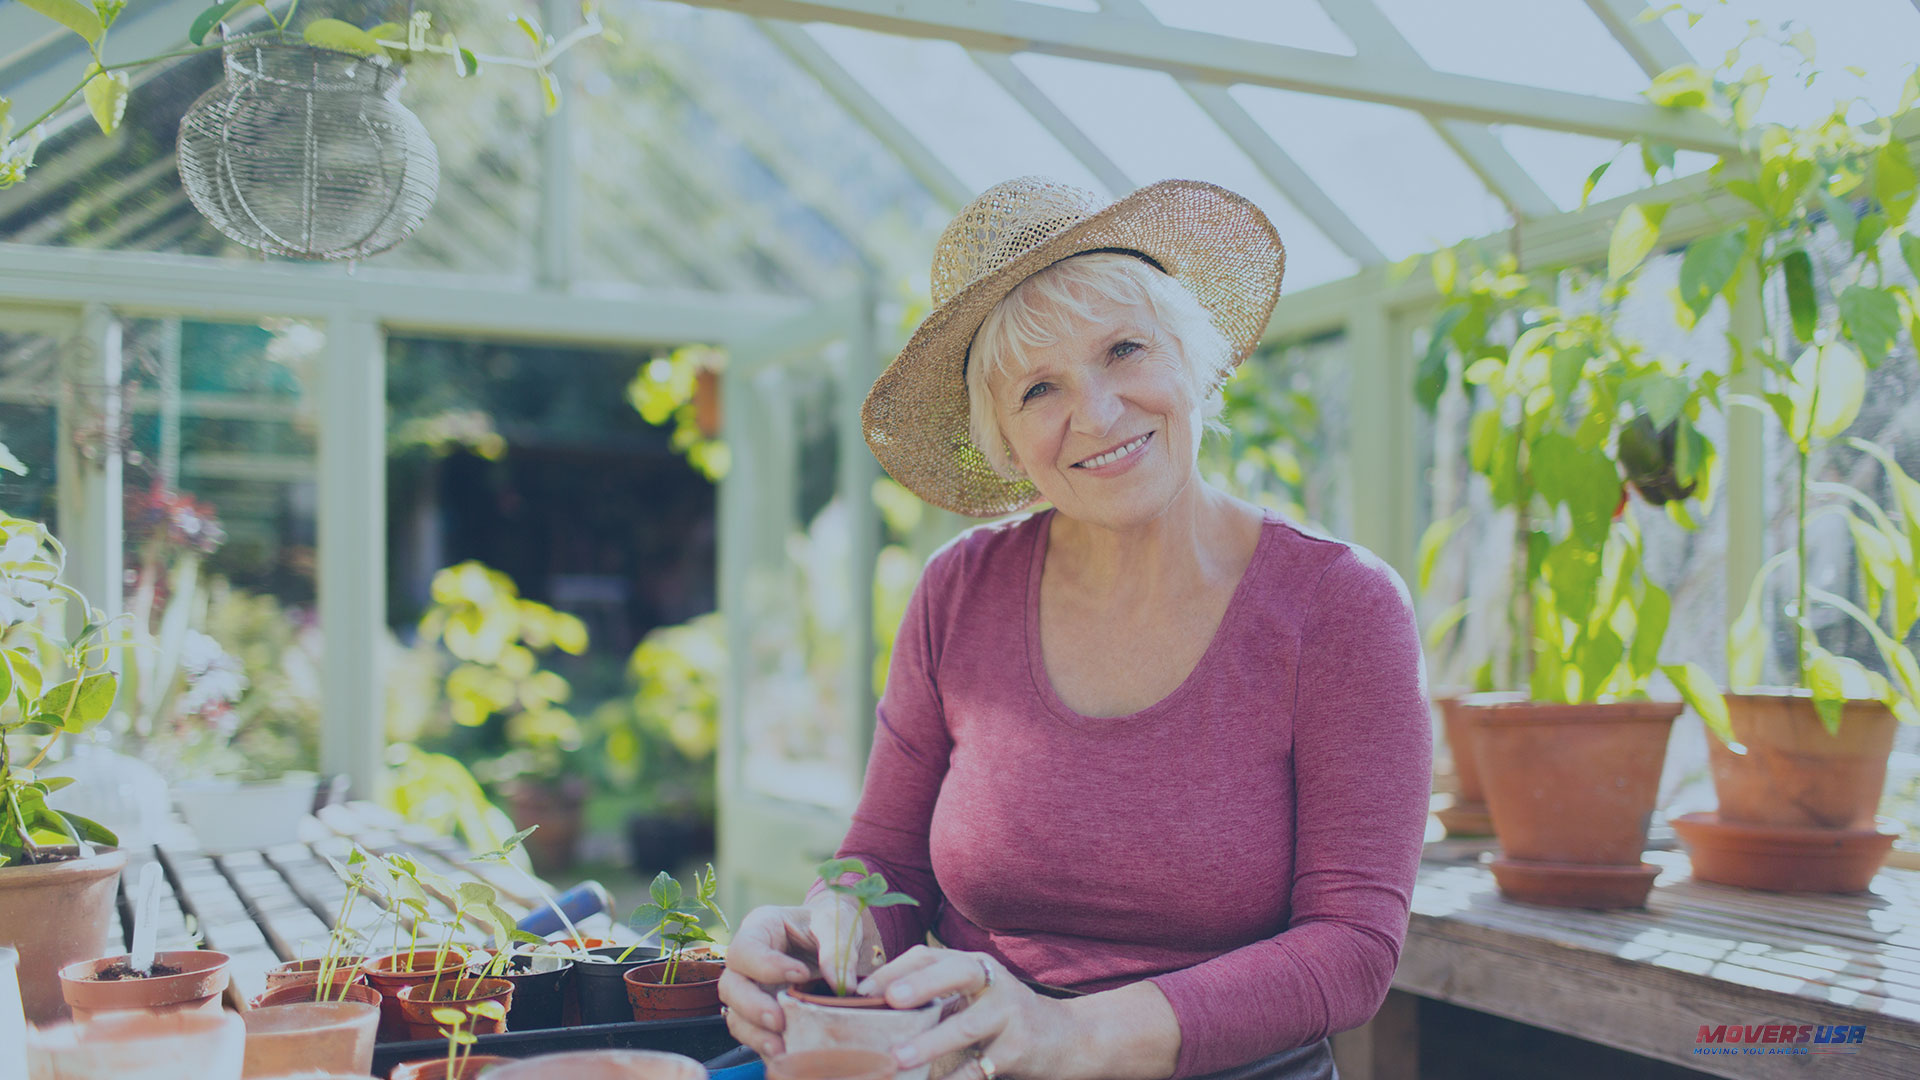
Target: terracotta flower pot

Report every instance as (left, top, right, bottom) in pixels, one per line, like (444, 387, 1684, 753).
(1674, 812, 1903, 893)
(24, 1008, 245, 1080)
(777, 985, 943, 1080)
(484, 1050, 706, 1079)
(252, 978, 382, 1010)
(391, 1054, 518, 1080)
(767, 1049, 898, 1080)
(1466, 696, 1681, 908)
(0, 845, 126, 1023)
(503, 778, 586, 876)
(58, 950, 231, 1022)
(366, 950, 470, 1042)
(1434, 694, 1495, 837)
(263, 956, 370, 995)
(624, 959, 722, 1021)
(240, 1000, 380, 1078)
(1709, 691, 1898, 829)
(572, 946, 664, 1026)
(396, 977, 515, 1041)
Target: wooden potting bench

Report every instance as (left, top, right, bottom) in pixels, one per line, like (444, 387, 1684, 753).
(1332, 833, 1920, 1080)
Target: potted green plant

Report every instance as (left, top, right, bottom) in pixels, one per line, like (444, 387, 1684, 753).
(1417, 248, 1723, 908)
(1627, 34, 1920, 891)
(622, 866, 728, 1022)
(0, 505, 129, 1023)
(393, 880, 529, 1040)
(390, 1001, 513, 1080)
(776, 860, 939, 1078)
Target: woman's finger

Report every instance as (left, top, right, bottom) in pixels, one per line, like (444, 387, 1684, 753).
(853, 943, 948, 999)
(721, 999, 786, 1060)
(891, 992, 1007, 1071)
(873, 950, 996, 1009)
(725, 906, 819, 985)
(716, 967, 785, 1032)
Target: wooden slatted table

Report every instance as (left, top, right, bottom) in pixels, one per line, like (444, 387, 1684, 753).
(1335, 840, 1920, 1080)
(106, 801, 629, 1004)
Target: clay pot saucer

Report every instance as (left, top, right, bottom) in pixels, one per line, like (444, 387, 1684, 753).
(1673, 812, 1903, 893)
(1488, 858, 1661, 909)
(1434, 797, 1494, 838)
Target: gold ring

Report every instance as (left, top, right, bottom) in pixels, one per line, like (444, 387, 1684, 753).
(978, 956, 995, 992)
(976, 1052, 998, 1080)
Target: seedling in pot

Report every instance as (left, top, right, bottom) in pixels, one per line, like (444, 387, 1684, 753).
(433, 999, 506, 1078)
(313, 846, 384, 1002)
(815, 858, 917, 995)
(621, 864, 728, 984)
(471, 825, 596, 962)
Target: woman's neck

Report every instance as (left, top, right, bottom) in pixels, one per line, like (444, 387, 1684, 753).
(1046, 483, 1253, 607)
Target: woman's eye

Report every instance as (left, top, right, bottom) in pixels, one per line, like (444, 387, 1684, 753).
(1112, 340, 1142, 359)
(1022, 382, 1049, 402)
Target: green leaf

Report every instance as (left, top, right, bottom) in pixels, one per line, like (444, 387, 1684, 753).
(1838, 285, 1902, 365)
(1853, 210, 1888, 255)
(82, 71, 128, 137)
(1849, 437, 1920, 569)
(1787, 342, 1865, 447)
(19, 0, 104, 43)
(1644, 65, 1712, 109)
(1543, 541, 1603, 628)
(1641, 141, 1677, 179)
(1417, 511, 1466, 593)
(1807, 650, 1847, 734)
(34, 673, 116, 732)
(1430, 247, 1458, 295)
(1631, 583, 1671, 678)
(1678, 226, 1746, 320)
(302, 19, 382, 57)
(1608, 202, 1668, 281)
(1847, 511, 1897, 619)
(514, 13, 544, 47)
(1415, 308, 1464, 415)
(1580, 161, 1611, 210)
(1531, 431, 1621, 545)
(1782, 249, 1817, 342)
(471, 999, 507, 1022)
(814, 857, 867, 881)
(1902, 233, 1920, 284)
(188, 0, 250, 46)
(537, 70, 561, 115)
(57, 810, 115, 845)
(455, 881, 496, 908)
(649, 871, 682, 909)
(1664, 662, 1732, 742)
(866, 893, 920, 908)
(458, 48, 479, 78)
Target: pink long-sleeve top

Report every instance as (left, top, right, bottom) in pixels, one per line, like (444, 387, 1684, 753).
(822, 507, 1432, 1078)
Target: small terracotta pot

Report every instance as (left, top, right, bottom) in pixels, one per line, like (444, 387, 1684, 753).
(1710, 692, 1898, 829)
(0, 845, 126, 1023)
(777, 985, 942, 1080)
(484, 1050, 707, 1079)
(365, 950, 470, 1042)
(1434, 694, 1495, 837)
(24, 1008, 246, 1080)
(58, 950, 231, 1022)
(240, 1000, 380, 1078)
(767, 1048, 898, 1080)
(252, 978, 383, 1010)
(1674, 811, 1903, 893)
(390, 1053, 518, 1080)
(624, 959, 722, 1021)
(396, 977, 515, 1041)
(693, 367, 723, 438)
(264, 956, 370, 995)
(572, 946, 664, 1025)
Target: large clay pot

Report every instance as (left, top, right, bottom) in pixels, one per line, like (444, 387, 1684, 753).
(0, 846, 127, 1023)
(767, 1049, 898, 1080)
(485, 1050, 706, 1079)
(1466, 696, 1680, 908)
(503, 778, 585, 876)
(391, 1054, 518, 1080)
(1709, 692, 1898, 829)
(239, 1001, 380, 1078)
(395, 978, 514, 1041)
(624, 959, 722, 1022)
(24, 1009, 245, 1080)
(58, 950, 231, 1023)
(777, 986, 942, 1080)
(365, 950, 470, 1042)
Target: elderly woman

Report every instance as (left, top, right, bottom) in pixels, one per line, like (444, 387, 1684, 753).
(719, 177, 1431, 1080)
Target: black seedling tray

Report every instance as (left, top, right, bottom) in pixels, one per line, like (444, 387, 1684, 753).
(371, 1016, 738, 1076)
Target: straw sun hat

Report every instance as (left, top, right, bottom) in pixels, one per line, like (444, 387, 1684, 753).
(861, 176, 1286, 518)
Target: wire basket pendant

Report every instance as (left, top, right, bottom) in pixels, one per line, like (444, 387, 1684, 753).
(177, 39, 440, 260)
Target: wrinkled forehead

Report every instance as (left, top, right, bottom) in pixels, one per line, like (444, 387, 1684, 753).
(984, 276, 1159, 382)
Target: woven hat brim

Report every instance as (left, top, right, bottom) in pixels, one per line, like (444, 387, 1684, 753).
(863, 179, 1286, 518)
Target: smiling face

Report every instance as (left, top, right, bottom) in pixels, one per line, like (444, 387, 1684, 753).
(985, 288, 1203, 529)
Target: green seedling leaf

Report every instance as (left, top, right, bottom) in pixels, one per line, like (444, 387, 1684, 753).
(1581, 161, 1612, 209)
(431, 1006, 465, 1025)
(471, 1000, 507, 1021)
(36, 775, 74, 794)
(82, 71, 128, 137)
(1782, 249, 1817, 342)
(57, 810, 115, 845)
(35, 673, 116, 732)
(20, 0, 104, 43)
(648, 870, 683, 908)
(1665, 662, 1731, 742)
(1608, 202, 1668, 282)
(865, 893, 919, 909)
(1807, 649, 1848, 734)
(1838, 285, 1901, 365)
(302, 19, 382, 57)
(93, 0, 123, 31)
(1630, 582, 1671, 678)
(455, 881, 496, 908)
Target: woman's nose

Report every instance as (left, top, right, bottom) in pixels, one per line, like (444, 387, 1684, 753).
(1069, 375, 1124, 435)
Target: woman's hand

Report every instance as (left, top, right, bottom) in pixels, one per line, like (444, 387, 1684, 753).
(856, 945, 1076, 1080)
(718, 897, 871, 1059)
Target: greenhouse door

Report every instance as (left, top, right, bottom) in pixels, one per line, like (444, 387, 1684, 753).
(716, 293, 884, 915)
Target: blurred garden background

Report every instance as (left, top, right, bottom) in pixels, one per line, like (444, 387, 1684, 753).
(2, 0, 1920, 928)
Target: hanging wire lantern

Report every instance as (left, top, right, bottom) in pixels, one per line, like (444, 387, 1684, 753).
(177, 38, 439, 260)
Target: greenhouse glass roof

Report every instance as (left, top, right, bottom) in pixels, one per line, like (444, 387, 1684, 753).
(3, 0, 1918, 299)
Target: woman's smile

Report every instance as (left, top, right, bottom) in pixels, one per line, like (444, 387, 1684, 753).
(1071, 431, 1153, 473)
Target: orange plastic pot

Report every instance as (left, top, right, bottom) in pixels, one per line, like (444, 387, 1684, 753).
(58, 950, 231, 1023)
(390, 1053, 518, 1080)
(1709, 692, 1898, 829)
(623, 959, 722, 1021)
(365, 950, 470, 1042)
(395, 977, 514, 1041)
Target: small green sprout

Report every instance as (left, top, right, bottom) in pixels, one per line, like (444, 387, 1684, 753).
(621, 864, 728, 984)
(815, 858, 918, 996)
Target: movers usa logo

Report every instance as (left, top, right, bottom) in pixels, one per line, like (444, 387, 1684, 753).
(1695, 1022, 1866, 1056)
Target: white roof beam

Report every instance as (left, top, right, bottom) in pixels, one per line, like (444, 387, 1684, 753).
(754, 19, 973, 211)
(964, 50, 1135, 197)
(1101, 0, 1383, 264)
(678, 0, 1737, 153)
(1583, 0, 1695, 79)
(1314, 0, 1557, 220)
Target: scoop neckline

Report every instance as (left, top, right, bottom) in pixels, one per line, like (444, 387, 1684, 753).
(1024, 505, 1279, 730)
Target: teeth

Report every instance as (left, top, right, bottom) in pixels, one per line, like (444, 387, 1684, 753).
(1080, 434, 1147, 468)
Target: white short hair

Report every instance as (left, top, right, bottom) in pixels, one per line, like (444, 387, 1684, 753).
(965, 252, 1233, 481)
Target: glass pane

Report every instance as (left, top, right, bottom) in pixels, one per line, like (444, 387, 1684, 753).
(0, 329, 62, 522)
(1135, 0, 1355, 54)
(1371, 0, 1650, 101)
(1205, 333, 1352, 540)
(1492, 125, 1716, 212)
